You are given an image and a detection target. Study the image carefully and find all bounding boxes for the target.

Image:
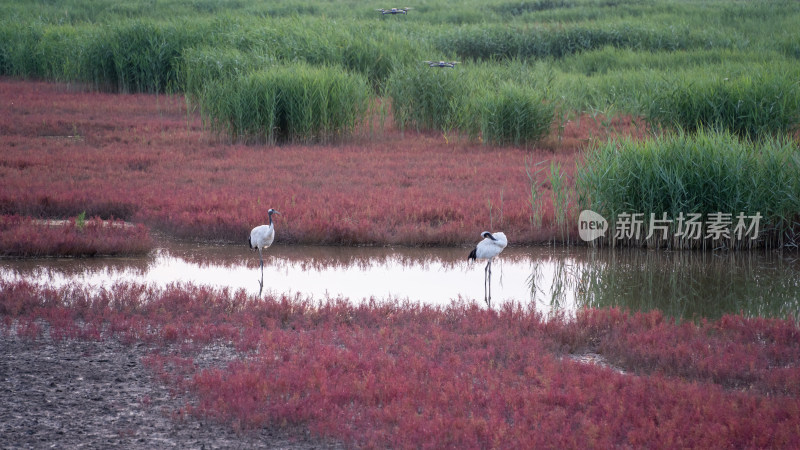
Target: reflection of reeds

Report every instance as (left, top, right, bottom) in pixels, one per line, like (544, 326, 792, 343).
(571, 249, 800, 321)
(525, 248, 583, 315)
(167, 242, 536, 271)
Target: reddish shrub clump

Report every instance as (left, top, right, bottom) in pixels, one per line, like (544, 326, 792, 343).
(0, 214, 153, 257)
(0, 78, 589, 246)
(2, 281, 799, 448)
(558, 308, 800, 396)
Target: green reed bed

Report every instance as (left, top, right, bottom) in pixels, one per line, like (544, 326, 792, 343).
(0, 18, 213, 92)
(472, 82, 553, 146)
(1, 0, 799, 145)
(207, 16, 419, 91)
(386, 65, 468, 136)
(645, 69, 800, 139)
(0, 15, 420, 94)
(547, 52, 800, 128)
(435, 21, 740, 62)
(179, 46, 274, 102)
(199, 63, 370, 144)
(577, 130, 800, 249)
(387, 64, 555, 146)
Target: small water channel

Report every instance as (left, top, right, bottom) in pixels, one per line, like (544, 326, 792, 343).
(1, 241, 798, 320)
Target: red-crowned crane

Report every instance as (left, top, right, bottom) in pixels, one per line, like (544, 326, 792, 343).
(468, 231, 507, 308)
(249, 208, 280, 294)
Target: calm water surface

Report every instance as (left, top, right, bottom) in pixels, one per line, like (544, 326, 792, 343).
(1, 242, 798, 320)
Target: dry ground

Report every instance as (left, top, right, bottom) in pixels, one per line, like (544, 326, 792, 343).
(0, 325, 341, 449)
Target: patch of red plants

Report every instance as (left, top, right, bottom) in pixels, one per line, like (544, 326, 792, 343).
(0, 214, 153, 257)
(552, 308, 800, 396)
(2, 280, 799, 447)
(0, 78, 656, 246)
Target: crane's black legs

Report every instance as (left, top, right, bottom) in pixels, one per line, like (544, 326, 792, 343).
(257, 248, 264, 295)
(484, 260, 492, 308)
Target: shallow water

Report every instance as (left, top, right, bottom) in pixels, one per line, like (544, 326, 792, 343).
(1, 242, 798, 320)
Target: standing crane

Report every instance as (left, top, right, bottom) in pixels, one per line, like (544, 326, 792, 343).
(249, 208, 280, 294)
(468, 231, 508, 308)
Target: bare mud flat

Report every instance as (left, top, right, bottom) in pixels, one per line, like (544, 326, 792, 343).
(0, 328, 340, 449)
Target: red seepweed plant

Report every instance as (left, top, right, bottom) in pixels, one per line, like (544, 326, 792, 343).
(0, 214, 153, 257)
(0, 78, 593, 247)
(1, 280, 799, 448)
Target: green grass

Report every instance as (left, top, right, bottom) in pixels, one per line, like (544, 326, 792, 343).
(644, 69, 800, 139)
(576, 130, 800, 249)
(386, 65, 469, 136)
(198, 63, 371, 144)
(387, 63, 555, 146)
(471, 81, 553, 147)
(0, 0, 799, 142)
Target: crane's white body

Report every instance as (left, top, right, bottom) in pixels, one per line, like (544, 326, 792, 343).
(468, 231, 507, 307)
(249, 224, 275, 252)
(472, 231, 507, 260)
(249, 208, 280, 277)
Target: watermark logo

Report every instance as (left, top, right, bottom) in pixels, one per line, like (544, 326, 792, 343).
(578, 209, 608, 242)
(578, 211, 762, 242)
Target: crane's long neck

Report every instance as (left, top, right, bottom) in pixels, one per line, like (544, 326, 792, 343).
(268, 212, 273, 226)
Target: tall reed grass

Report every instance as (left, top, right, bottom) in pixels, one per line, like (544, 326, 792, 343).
(471, 82, 554, 146)
(198, 64, 371, 144)
(435, 22, 738, 61)
(645, 70, 800, 139)
(576, 130, 800, 249)
(179, 46, 274, 102)
(386, 65, 469, 136)
(1, 0, 799, 146)
(387, 65, 555, 146)
(0, 18, 211, 92)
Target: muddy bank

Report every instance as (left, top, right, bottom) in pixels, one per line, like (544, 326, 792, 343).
(0, 328, 340, 449)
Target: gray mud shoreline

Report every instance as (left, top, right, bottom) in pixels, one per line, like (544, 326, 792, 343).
(0, 330, 338, 449)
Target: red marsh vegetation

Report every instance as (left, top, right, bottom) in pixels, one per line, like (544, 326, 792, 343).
(0, 214, 152, 257)
(3, 78, 799, 447)
(0, 78, 640, 247)
(2, 281, 799, 448)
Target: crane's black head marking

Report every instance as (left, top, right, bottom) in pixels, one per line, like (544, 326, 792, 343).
(267, 208, 281, 225)
(482, 231, 496, 241)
